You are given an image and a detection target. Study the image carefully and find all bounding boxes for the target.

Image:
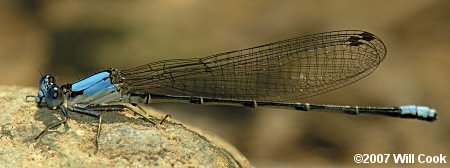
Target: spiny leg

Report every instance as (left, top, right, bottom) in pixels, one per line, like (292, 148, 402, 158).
(35, 117, 68, 140)
(95, 112, 102, 154)
(69, 106, 102, 153)
(158, 114, 170, 125)
(134, 103, 170, 125)
(69, 104, 169, 153)
(35, 105, 69, 141)
(89, 103, 159, 125)
(71, 104, 160, 153)
(115, 103, 171, 125)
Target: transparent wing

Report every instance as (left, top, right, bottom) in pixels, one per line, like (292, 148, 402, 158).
(120, 30, 386, 101)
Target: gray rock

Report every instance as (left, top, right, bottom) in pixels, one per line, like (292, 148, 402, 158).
(0, 86, 252, 168)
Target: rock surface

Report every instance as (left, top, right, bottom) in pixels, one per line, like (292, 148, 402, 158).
(0, 86, 252, 167)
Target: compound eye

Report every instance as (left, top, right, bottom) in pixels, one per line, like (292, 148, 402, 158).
(46, 84, 64, 109)
(39, 74, 55, 88)
(48, 76, 55, 83)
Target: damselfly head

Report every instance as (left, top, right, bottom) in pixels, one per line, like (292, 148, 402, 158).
(35, 74, 64, 109)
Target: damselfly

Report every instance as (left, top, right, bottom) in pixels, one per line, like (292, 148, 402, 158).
(29, 30, 437, 152)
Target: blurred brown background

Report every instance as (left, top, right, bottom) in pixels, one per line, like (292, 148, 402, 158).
(1, 0, 449, 167)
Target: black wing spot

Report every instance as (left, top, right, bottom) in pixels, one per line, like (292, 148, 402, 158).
(347, 32, 376, 46)
(347, 36, 361, 43)
(360, 32, 376, 41)
(349, 41, 364, 46)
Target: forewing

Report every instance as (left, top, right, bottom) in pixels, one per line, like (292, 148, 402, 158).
(122, 30, 386, 101)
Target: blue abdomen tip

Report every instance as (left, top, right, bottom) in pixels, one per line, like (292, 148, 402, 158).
(400, 105, 437, 121)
